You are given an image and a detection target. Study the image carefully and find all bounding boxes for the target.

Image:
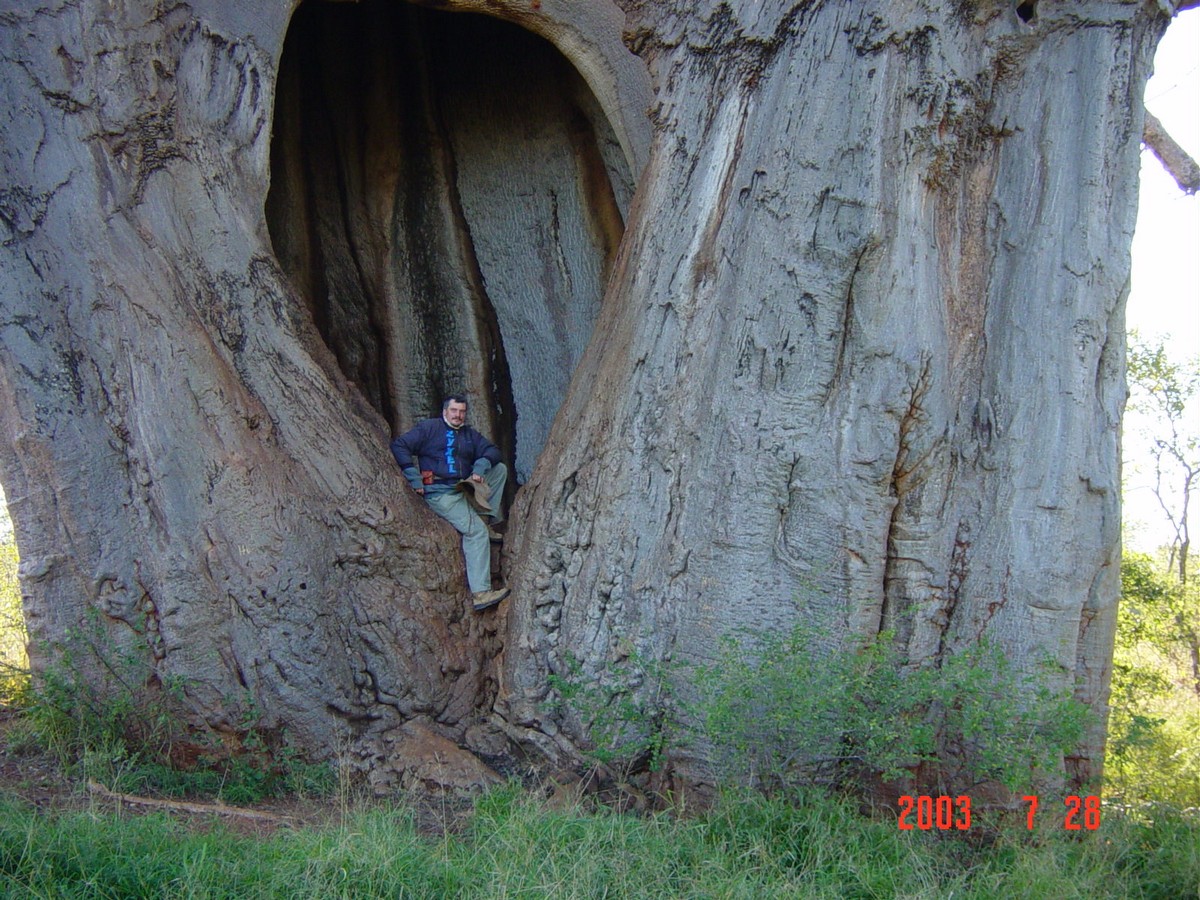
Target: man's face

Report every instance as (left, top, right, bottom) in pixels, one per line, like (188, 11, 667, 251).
(444, 401, 467, 429)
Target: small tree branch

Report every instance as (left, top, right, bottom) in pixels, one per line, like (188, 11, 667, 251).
(1144, 111, 1200, 194)
(87, 780, 300, 825)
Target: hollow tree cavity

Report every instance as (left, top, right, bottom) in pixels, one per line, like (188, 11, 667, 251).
(266, 0, 633, 483)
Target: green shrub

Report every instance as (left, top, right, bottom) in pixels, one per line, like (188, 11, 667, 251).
(15, 607, 335, 804)
(695, 627, 1090, 796)
(546, 624, 1088, 800)
(22, 608, 191, 766)
(0, 536, 28, 707)
(1108, 552, 1200, 807)
(546, 647, 679, 776)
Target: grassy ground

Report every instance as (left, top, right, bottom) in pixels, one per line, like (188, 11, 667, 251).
(2, 528, 1196, 898)
(0, 683, 1197, 899)
(0, 780, 1196, 899)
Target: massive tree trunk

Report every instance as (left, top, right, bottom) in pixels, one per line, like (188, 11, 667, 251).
(0, 0, 1167, 790)
(499, 0, 1162, 790)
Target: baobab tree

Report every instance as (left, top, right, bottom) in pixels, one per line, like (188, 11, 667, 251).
(1, 0, 1194, 792)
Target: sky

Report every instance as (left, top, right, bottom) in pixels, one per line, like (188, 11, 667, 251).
(1123, 8, 1200, 551)
(1129, 9, 1200, 355)
(1, 10, 1198, 551)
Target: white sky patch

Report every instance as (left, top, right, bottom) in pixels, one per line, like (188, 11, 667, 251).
(1125, 9, 1200, 553)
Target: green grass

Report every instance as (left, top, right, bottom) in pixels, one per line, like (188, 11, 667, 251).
(1, 525, 1196, 898)
(0, 786, 1195, 899)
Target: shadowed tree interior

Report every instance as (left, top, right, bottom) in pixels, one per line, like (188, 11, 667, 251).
(266, 0, 633, 483)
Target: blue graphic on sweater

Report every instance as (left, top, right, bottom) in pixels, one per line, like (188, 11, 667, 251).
(445, 429, 457, 476)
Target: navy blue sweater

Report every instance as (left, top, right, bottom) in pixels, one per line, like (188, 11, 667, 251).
(390, 417, 502, 492)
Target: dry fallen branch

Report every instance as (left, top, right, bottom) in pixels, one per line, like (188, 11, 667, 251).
(87, 780, 299, 826)
(1144, 111, 1200, 195)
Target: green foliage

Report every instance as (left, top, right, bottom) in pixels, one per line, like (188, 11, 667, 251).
(548, 624, 1088, 798)
(26, 617, 183, 766)
(69, 739, 337, 805)
(1116, 337, 1200, 809)
(546, 648, 678, 775)
(1128, 338, 1200, 422)
(696, 627, 1089, 796)
(1115, 552, 1200, 684)
(1118, 553, 1181, 643)
(1108, 552, 1200, 807)
(0, 536, 29, 707)
(19, 608, 334, 804)
(0, 787, 1195, 898)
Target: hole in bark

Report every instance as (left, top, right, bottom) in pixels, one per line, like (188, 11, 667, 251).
(266, 0, 632, 484)
(1015, 1, 1037, 23)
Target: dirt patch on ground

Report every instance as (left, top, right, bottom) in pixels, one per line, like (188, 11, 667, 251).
(0, 708, 82, 811)
(0, 706, 664, 842)
(0, 707, 484, 838)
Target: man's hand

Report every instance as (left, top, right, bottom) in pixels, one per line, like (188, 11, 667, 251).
(470, 474, 484, 484)
(413, 486, 425, 495)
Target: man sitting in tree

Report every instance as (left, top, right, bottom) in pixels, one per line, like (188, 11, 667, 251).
(390, 395, 510, 611)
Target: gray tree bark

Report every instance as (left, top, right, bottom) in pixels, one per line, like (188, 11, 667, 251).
(0, 0, 648, 773)
(0, 0, 1169, 790)
(497, 0, 1163, 789)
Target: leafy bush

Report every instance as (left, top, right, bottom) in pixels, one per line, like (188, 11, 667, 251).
(18, 607, 334, 803)
(23, 608, 191, 765)
(547, 624, 1088, 800)
(546, 647, 678, 776)
(695, 627, 1089, 796)
(0, 535, 28, 707)
(1107, 552, 1200, 807)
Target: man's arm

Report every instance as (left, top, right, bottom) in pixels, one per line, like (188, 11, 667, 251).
(469, 430, 503, 478)
(390, 424, 428, 492)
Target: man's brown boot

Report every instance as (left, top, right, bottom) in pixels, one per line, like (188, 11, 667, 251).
(472, 587, 510, 611)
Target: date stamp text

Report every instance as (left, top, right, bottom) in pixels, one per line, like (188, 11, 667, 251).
(897, 795, 1101, 831)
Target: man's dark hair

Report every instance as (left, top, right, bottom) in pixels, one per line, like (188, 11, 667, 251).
(443, 394, 469, 410)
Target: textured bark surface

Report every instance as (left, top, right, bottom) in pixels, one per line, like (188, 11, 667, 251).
(0, 0, 645, 768)
(498, 0, 1163, 787)
(0, 0, 1169, 789)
